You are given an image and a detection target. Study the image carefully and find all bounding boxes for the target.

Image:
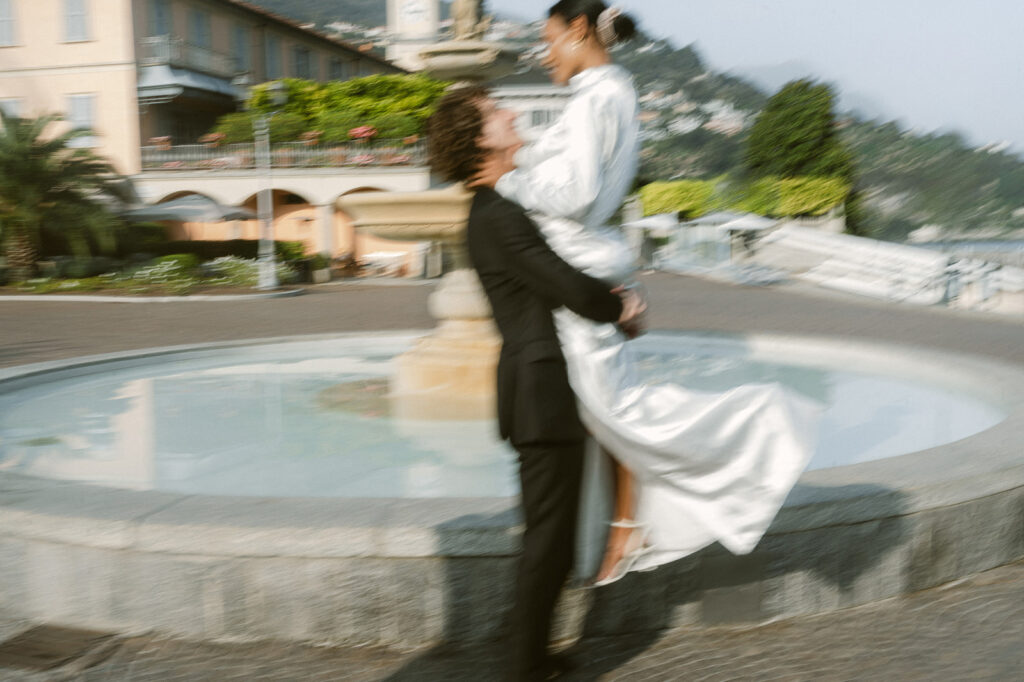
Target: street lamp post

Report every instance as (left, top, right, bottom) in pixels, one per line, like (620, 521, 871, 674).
(253, 111, 277, 289)
(233, 78, 288, 290)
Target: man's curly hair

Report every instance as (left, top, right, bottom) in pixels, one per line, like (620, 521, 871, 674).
(426, 85, 491, 184)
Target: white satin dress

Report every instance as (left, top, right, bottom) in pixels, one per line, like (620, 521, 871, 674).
(496, 64, 822, 577)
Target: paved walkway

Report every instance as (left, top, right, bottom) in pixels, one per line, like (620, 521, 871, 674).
(1, 273, 1022, 680)
(2, 274, 1022, 370)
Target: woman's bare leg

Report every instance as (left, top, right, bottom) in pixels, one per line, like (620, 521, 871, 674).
(594, 456, 637, 582)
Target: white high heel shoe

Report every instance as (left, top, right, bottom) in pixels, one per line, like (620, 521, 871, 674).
(592, 520, 652, 587)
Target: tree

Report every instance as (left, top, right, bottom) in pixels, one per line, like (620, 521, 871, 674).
(744, 79, 853, 181)
(0, 111, 129, 281)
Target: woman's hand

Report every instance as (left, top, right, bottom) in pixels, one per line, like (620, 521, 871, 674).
(468, 143, 521, 189)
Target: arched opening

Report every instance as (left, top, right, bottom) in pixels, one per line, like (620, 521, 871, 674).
(148, 191, 241, 243)
(235, 190, 319, 254)
(155, 190, 223, 204)
(333, 187, 430, 278)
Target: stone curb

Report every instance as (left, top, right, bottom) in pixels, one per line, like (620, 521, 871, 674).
(0, 289, 306, 303)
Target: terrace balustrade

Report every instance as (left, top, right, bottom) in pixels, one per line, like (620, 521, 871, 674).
(141, 139, 428, 171)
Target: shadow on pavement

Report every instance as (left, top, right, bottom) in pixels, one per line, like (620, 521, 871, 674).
(383, 483, 908, 681)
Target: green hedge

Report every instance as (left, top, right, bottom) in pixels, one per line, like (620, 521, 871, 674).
(212, 74, 449, 143)
(149, 240, 307, 262)
(214, 112, 309, 144)
(641, 176, 850, 218)
(731, 176, 850, 217)
(639, 180, 718, 217)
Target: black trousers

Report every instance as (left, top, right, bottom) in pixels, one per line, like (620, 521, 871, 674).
(508, 440, 585, 681)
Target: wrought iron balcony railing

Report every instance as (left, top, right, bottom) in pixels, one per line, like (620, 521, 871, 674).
(140, 140, 428, 171)
(139, 35, 237, 79)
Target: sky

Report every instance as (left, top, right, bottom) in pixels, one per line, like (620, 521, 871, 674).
(489, 0, 1024, 154)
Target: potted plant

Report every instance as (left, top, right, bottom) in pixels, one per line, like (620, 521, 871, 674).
(310, 253, 332, 283)
(348, 125, 378, 143)
(198, 132, 226, 148)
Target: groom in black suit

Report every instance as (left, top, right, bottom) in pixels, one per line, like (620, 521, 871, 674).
(427, 88, 644, 680)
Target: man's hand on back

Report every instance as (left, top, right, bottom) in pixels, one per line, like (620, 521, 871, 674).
(612, 286, 647, 340)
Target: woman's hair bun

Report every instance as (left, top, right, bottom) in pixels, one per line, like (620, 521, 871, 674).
(612, 12, 637, 43)
(549, 2, 639, 47)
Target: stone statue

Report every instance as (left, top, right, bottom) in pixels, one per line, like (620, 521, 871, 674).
(452, 0, 489, 41)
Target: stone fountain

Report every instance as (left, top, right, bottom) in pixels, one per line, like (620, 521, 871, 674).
(336, 1, 518, 421)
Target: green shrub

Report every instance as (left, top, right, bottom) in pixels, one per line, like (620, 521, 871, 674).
(149, 240, 307, 262)
(214, 112, 259, 143)
(274, 240, 307, 262)
(155, 253, 201, 272)
(62, 256, 122, 279)
(277, 261, 299, 284)
(202, 256, 299, 287)
(369, 113, 419, 140)
(640, 180, 717, 218)
(776, 177, 850, 216)
(115, 222, 169, 257)
(212, 75, 449, 144)
(729, 176, 850, 217)
(730, 177, 781, 216)
(214, 111, 311, 144)
(268, 112, 308, 143)
(316, 111, 366, 143)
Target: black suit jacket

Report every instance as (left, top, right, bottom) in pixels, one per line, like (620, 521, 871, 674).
(467, 187, 623, 447)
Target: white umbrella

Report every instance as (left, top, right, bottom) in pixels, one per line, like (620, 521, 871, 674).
(120, 194, 255, 222)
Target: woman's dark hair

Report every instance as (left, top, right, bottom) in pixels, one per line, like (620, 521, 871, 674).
(547, 1, 637, 45)
(425, 85, 491, 184)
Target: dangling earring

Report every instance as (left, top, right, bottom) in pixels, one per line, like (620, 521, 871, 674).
(570, 37, 585, 53)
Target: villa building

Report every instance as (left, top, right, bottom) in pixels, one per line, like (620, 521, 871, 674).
(0, 0, 402, 174)
(0, 0, 432, 266)
(0, 0, 571, 273)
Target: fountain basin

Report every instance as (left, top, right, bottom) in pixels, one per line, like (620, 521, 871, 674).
(336, 184, 472, 248)
(418, 39, 520, 83)
(1, 332, 1022, 646)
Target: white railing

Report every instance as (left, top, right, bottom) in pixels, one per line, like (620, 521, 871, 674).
(139, 35, 237, 79)
(141, 140, 428, 171)
(761, 225, 954, 305)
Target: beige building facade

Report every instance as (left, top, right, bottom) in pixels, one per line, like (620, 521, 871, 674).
(1, 0, 401, 174)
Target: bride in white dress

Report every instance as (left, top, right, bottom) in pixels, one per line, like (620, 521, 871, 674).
(473, 1, 822, 584)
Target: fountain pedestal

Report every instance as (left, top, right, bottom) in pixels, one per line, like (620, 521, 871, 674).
(337, 186, 500, 421)
(391, 271, 500, 420)
(337, 23, 520, 422)
(418, 40, 518, 83)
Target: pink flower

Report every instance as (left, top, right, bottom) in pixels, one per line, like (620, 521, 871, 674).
(348, 126, 378, 140)
(198, 132, 226, 145)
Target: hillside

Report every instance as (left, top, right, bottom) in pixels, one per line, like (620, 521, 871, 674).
(243, 1, 1024, 240)
(244, 0, 388, 28)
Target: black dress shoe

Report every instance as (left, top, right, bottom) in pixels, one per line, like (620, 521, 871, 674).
(544, 651, 579, 678)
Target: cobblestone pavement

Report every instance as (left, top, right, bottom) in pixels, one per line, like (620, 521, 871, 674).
(1, 274, 1022, 681)
(0, 559, 1021, 681)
